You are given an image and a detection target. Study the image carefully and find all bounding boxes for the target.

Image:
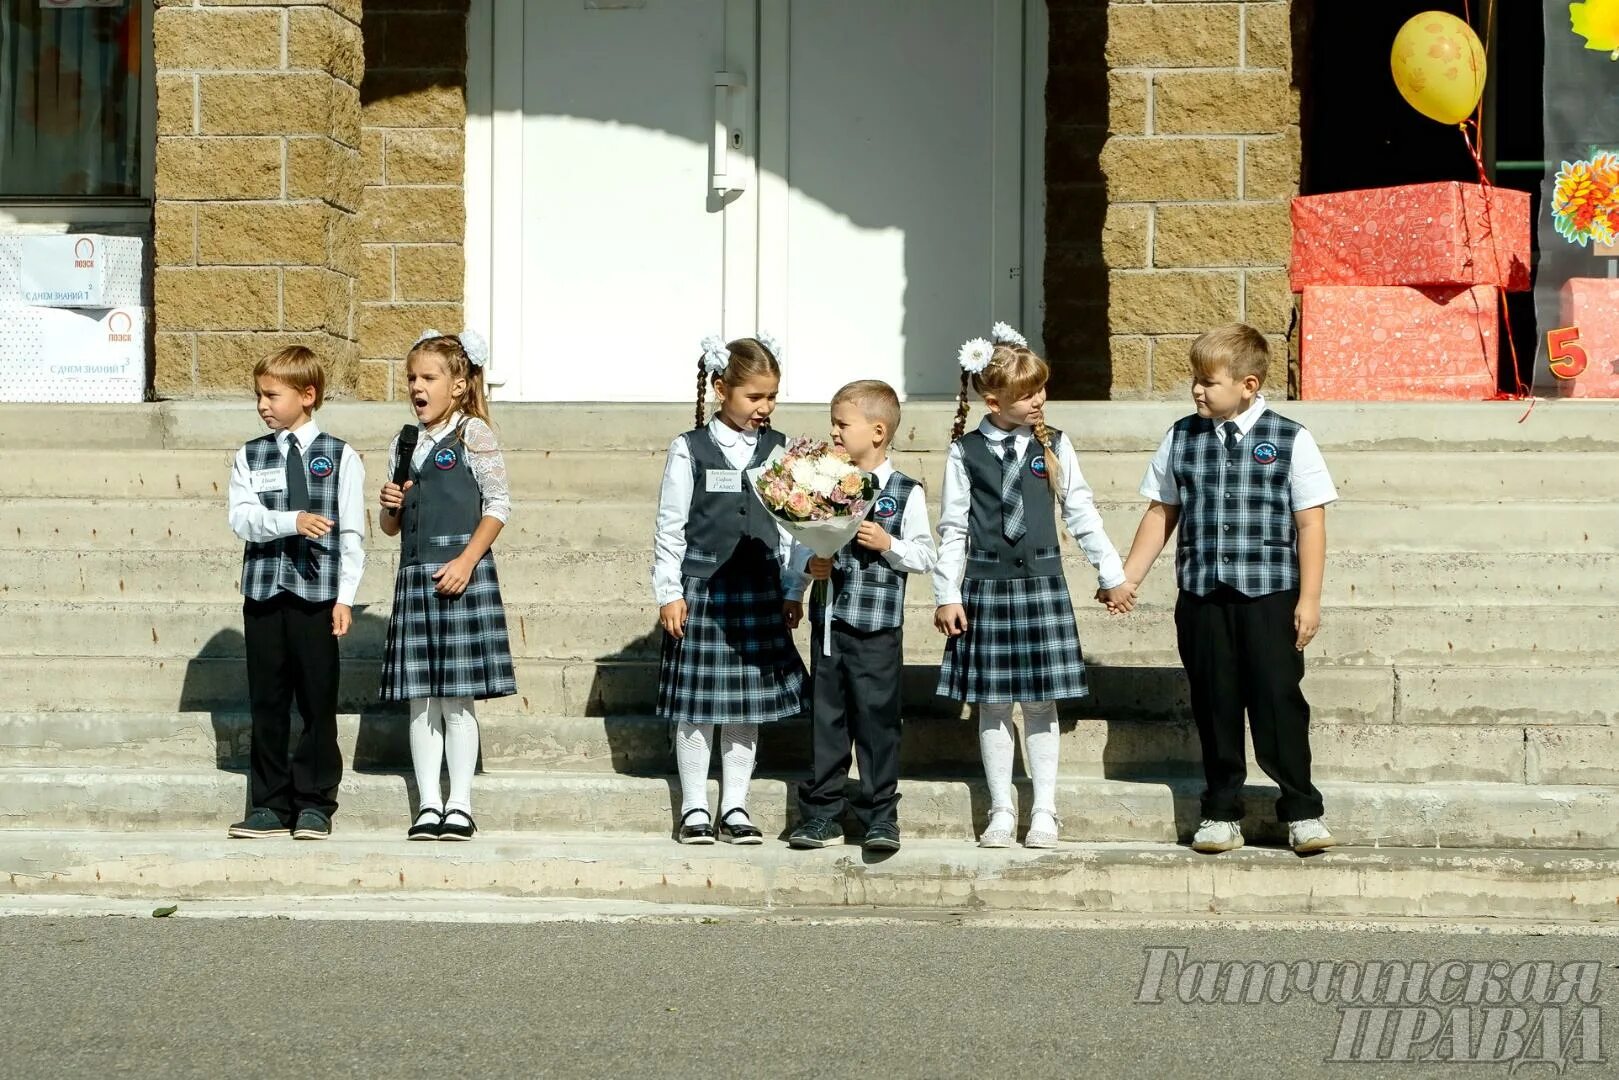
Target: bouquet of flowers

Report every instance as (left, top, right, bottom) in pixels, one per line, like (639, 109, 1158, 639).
(749, 438, 878, 654)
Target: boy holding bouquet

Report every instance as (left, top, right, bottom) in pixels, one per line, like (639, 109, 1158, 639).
(788, 381, 937, 852)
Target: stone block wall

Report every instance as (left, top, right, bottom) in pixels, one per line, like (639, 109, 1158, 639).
(151, 0, 364, 398)
(358, 0, 469, 401)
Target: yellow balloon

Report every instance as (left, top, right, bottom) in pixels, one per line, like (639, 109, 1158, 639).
(1390, 11, 1487, 126)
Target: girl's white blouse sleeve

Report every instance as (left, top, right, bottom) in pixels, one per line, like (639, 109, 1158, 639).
(652, 435, 693, 606)
(1057, 432, 1126, 589)
(460, 419, 511, 524)
(929, 440, 971, 607)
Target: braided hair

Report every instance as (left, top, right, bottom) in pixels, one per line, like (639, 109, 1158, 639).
(692, 337, 782, 429)
(951, 343, 1064, 509)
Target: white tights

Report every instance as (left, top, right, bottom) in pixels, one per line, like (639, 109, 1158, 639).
(675, 720, 759, 823)
(410, 696, 479, 815)
(978, 701, 1060, 825)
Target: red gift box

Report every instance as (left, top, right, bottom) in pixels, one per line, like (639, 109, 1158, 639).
(1551, 278, 1619, 398)
(1300, 285, 1498, 401)
(1291, 182, 1531, 293)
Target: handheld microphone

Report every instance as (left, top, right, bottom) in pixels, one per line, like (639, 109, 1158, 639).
(388, 424, 419, 519)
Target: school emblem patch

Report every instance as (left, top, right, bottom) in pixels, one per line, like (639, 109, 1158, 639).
(307, 455, 334, 478)
(1251, 441, 1279, 466)
(1029, 455, 1048, 479)
(874, 495, 899, 519)
(434, 447, 458, 470)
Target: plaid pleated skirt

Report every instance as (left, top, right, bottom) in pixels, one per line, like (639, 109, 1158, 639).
(380, 555, 517, 702)
(936, 573, 1090, 704)
(656, 555, 808, 725)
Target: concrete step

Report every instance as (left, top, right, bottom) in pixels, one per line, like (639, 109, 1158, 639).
(7, 655, 1616, 729)
(14, 548, 1619, 608)
(5, 599, 1609, 668)
(14, 448, 1619, 504)
(3, 831, 1616, 921)
(5, 708, 1614, 785)
(6, 498, 1614, 554)
(3, 767, 1615, 848)
(8, 401, 1619, 453)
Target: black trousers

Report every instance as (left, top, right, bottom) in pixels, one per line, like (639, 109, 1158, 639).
(1174, 586, 1324, 823)
(243, 593, 343, 821)
(797, 621, 903, 829)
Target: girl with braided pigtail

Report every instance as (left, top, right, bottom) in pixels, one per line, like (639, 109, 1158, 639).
(933, 323, 1136, 849)
(654, 334, 808, 845)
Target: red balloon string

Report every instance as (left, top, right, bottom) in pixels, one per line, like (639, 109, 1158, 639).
(1458, 119, 1533, 413)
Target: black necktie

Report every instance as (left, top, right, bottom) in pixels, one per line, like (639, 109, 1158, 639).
(999, 441, 1026, 543)
(1220, 421, 1239, 453)
(285, 435, 310, 512)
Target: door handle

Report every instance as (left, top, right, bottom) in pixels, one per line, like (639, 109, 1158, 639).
(712, 71, 748, 195)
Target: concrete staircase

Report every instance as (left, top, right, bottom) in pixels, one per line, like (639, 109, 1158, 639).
(3, 400, 1619, 922)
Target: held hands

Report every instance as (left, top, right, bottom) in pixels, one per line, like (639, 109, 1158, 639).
(1294, 597, 1321, 651)
(379, 479, 414, 512)
(934, 604, 968, 637)
(855, 522, 892, 553)
(807, 556, 833, 582)
(433, 556, 474, 597)
(1096, 581, 1139, 615)
(331, 603, 353, 638)
(784, 601, 804, 630)
(660, 599, 689, 639)
(295, 512, 334, 539)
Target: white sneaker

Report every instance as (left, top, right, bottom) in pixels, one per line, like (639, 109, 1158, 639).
(1191, 819, 1244, 854)
(1288, 817, 1338, 853)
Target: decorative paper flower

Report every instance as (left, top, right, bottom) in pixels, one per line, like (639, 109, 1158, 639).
(958, 337, 994, 374)
(755, 330, 784, 362)
(1552, 153, 1619, 247)
(990, 321, 1027, 348)
(458, 329, 490, 369)
(699, 334, 729, 376)
(1571, 0, 1619, 61)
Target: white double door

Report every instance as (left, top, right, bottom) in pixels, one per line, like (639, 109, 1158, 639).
(471, 0, 1040, 402)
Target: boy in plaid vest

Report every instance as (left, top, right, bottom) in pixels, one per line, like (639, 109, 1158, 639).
(789, 381, 936, 853)
(225, 347, 366, 840)
(1117, 324, 1339, 855)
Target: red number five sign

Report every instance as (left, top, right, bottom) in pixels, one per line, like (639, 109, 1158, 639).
(1547, 327, 1589, 380)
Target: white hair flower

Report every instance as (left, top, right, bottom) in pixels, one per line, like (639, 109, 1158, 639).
(958, 337, 994, 375)
(413, 328, 443, 348)
(699, 334, 729, 376)
(458, 329, 490, 369)
(990, 321, 1027, 348)
(755, 330, 784, 362)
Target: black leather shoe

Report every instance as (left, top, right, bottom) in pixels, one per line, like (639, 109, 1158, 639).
(228, 807, 289, 838)
(292, 809, 331, 840)
(439, 809, 477, 841)
(787, 817, 844, 849)
(678, 807, 715, 845)
(862, 821, 901, 852)
(407, 808, 443, 841)
(719, 807, 763, 845)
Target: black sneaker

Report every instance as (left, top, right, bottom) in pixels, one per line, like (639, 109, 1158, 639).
(228, 807, 288, 838)
(292, 809, 332, 840)
(862, 822, 901, 853)
(788, 817, 844, 849)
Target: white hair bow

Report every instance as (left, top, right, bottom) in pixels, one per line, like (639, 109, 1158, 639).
(414, 329, 490, 369)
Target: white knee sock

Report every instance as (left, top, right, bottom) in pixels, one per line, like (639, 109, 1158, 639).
(1021, 700, 1061, 818)
(408, 697, 445, 812)
(441, 696, 479, 815)
(719, 723, 759, 824)
(675, 720, 715, 818)
(978, 703, 1017, 826)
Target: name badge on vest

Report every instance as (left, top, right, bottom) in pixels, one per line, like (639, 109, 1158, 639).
(249, 468, 286, 493)
(706, 469, 742, 494)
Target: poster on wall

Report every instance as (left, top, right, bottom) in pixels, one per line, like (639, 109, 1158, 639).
(1536, 1, 1619, 397)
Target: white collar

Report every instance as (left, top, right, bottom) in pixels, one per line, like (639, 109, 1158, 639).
(423, 411, 464, 442)
(1215, 394, 1268, 436)
(707, 416, 758, 448)
(977, 417, 1031, 442)
(280, 420, 320, 450)
(868, 457, 895, 485)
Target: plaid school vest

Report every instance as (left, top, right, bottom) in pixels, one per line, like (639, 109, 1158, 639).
(811, 470, 918, 633)
(960, 429, 1063, 581)
(240, 431, 345, 603)
(1169, 409, 1301, 598)
(680, 426, 786, 578)
(399, 421, 485, 568)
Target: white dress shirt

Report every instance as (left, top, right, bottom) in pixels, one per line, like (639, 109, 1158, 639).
(652, 418, 803, 606)
(386, 411, 512, 524)
(1137, 394, 1339, 511)
(931, 417, 1126, 606)
(227, 418, 367, 606)
(787, 456, 938, 599)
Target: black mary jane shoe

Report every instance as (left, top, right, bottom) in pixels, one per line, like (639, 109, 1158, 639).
(439, 809, 478, 841)
(718, 807, 764, 846)
(678, 807, 716, 845)
(407, 808, 444, 841)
